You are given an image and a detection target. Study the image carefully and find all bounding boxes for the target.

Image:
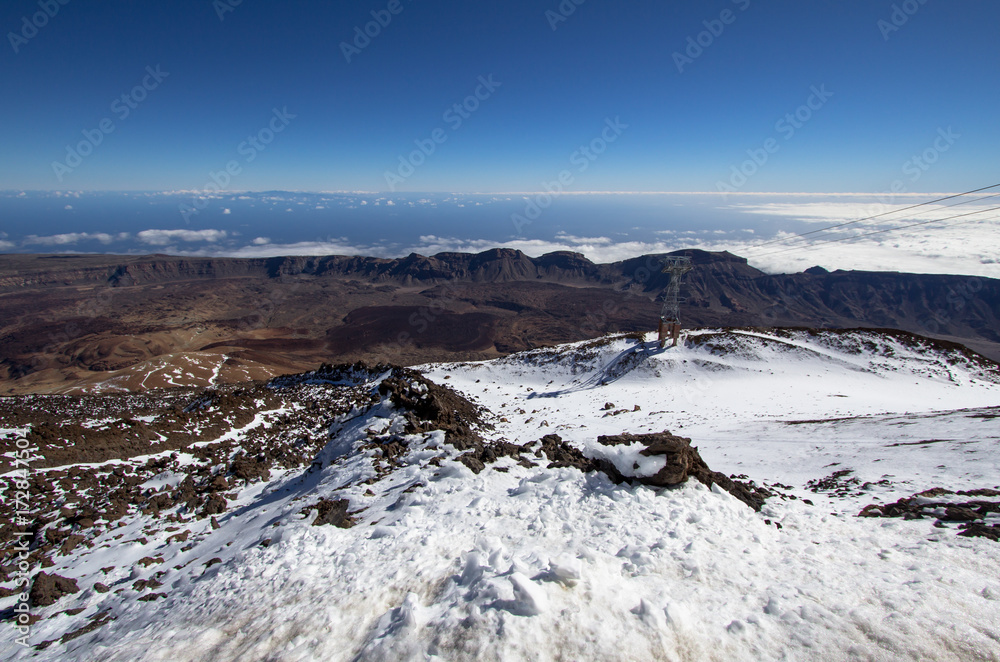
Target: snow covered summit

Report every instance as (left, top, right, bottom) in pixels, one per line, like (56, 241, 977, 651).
(1, 328, 999, 660)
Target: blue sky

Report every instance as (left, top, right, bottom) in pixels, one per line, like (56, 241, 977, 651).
(2, 0, 997, 194)
(2, 1, 999, 277)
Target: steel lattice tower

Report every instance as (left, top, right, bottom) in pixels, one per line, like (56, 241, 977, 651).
(658, 255, 693, 347)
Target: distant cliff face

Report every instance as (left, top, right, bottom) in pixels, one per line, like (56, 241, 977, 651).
(0, 248, 997, 394)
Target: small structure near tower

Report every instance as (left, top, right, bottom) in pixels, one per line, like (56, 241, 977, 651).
(657, 255, 693, 348)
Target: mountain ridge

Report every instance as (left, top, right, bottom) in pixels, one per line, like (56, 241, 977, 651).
(0, 248, 997, 393)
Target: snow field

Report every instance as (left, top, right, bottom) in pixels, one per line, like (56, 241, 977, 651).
(79, 460, 1000, 661)
(4, 328, 1000, 660)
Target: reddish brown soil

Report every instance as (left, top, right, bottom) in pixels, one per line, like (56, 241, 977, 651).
(1, 249, 997, 394)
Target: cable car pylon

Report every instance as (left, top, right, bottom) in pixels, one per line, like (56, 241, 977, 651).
(657, 255, 693, 348)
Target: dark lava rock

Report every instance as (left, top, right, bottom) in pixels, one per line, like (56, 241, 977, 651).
(537, 434, 590, 469)
(941, 506, 982, 522)
(30, 572, 80, 607)
(167, 530, 190, 544)
(458, 454, 486, 474)
(201, 494, 227, 517)
(632, 434, 700, 486)
(458, 441, 529, 474)
(146, 493, 174, 513)
(959, 488, 1000, 497)
(806, 469, 862, 497)
(229, 453, 271, 482)
(859, 500, 925, 519)
(104, 499, 129, 522)
(58, 535, 85, 556)
(132, 578, 163, 591)
(958, 522, 1000, 542)
(377, 368, 487, 449)
(58, 611, 114, 645)
(533, 434, 625, 481)
(44, 527, 71, 545)
(596, 431, 771, 511)
(304, 498, 356, 528)
(859, 488, 1000, 543)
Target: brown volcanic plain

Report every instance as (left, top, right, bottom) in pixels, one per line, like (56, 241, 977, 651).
(0, 248, 998, 395)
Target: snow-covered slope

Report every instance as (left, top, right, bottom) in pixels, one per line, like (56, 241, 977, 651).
(427, 328, 1000, 502)
(1, 329, 999, 661)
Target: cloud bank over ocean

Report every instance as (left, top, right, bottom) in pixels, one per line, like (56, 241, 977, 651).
(2, 190, 997, 278)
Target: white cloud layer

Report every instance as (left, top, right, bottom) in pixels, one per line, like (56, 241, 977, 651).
(716, 200, 1000, 277)
(6, 193, 998, 279)
(22, 232, 125, 246)
(197, 221, 1000, 280)
(136, 229, 228, 245)
(733, 199, 1000, 226)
